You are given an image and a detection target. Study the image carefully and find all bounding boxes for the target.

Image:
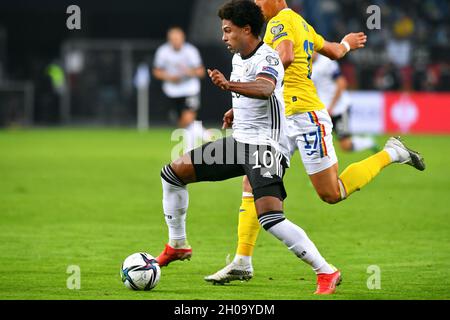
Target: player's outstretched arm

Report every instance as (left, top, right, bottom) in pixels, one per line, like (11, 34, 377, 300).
(208, 68, 275, 99)
(318, 32, 367, 60)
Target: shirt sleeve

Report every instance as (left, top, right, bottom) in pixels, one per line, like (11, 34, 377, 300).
(254, 54, 283, 87)
(266, 16, 295, 49)
(311, 25, 325, 51)
(187, 45, 203, 68)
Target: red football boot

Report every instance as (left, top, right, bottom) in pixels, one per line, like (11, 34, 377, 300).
(314, 269, 342, 294)
(156, 243, 192, 267)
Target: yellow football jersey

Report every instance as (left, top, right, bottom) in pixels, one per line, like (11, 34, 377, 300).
(263, 8, 325, 115)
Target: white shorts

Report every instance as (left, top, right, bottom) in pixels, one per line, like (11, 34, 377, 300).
(286, 109, 338, 175)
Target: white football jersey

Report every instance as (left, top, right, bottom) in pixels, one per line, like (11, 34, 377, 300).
(230, 42, 290, 162)
(312, 54, 351, 116)
(153, 42, 203, 98)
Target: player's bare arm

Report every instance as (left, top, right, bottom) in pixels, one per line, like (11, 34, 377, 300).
(319, 32, 367, 60)
(208, 68, 275, 99)
(275, 40, 295, 70)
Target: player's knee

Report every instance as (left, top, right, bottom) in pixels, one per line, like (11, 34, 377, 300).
(318, 190, 341, 204)
(161, 154, 196, 186)
(161, 164, 186, 187)
(257, 210, 285, 231)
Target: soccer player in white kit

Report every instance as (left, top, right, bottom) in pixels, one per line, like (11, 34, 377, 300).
(153, 27, 210, 151)
(311, 52, 378, 153)
(156, 0, 340, 293)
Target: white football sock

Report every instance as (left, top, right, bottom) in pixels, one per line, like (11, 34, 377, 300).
(232, 254, 252, 266)
(352, 136, 377, 152)
(265, 219, 335, 274)
(161, 177, 189, 247)
(384, 147, 400, 162)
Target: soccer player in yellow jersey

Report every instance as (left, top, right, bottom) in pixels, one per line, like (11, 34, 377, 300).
(203, 0, 425, 294)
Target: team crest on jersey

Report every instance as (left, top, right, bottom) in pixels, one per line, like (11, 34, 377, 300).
(302, 21, 309, 31)
(271, 24, 284, 36)
(266, 56, 280, 66)
(271, 24, 288, 42)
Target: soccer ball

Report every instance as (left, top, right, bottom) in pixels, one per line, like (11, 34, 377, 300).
(120, 252, 161, 291)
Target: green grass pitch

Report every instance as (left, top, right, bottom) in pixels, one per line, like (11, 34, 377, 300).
(0, 128, 449, 300)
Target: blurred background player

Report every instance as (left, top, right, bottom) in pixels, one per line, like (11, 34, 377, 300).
(311, 52, 379, 153)
(153, 26, 210, 151)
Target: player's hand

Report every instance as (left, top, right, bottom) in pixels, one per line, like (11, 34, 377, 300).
(222, 108, 234, 129)
(208, 68, 229, 90)
(183, 67, 197, 78)
(342, 32, 367, 50)
(167, 75, 182, 83)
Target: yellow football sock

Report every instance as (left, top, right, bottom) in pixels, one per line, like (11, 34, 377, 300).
(236, 196, 261, 257)
(339, 150, 392, 197)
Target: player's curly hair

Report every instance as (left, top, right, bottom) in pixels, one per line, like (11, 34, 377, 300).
(218, 0, 265, 37)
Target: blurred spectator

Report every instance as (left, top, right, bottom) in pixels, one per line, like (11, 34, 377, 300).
(289, 0, 450, 91)
(374, 62, 401, 91)
(437, 63, 450, 92)
(386, 15, 413, 68)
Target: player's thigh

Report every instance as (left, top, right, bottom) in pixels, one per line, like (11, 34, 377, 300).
(289, 110, 338, 177)
(242, 144, 288, 211)
(190, 136, 245, 182)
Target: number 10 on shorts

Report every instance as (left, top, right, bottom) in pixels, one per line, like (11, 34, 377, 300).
(252, 150, 273, 169)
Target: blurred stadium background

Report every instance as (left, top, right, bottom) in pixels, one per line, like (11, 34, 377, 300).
(0, 0, 449, 132)
(1, 0, 450, 300)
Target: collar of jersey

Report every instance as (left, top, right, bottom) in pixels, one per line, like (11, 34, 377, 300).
(240, 41, 264, 60)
